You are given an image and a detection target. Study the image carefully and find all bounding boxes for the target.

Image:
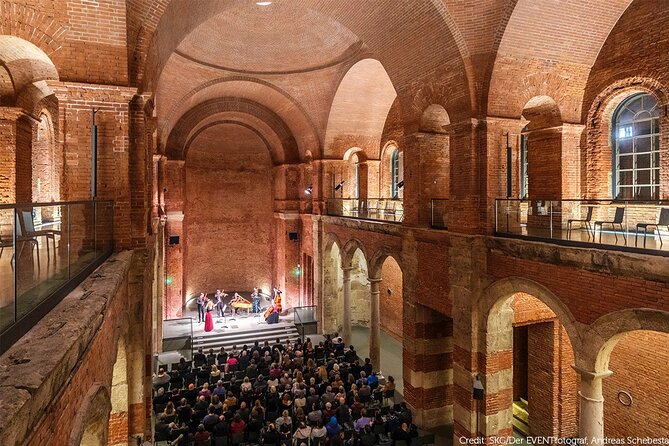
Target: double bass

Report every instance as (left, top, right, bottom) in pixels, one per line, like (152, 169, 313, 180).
(264, 290, 283, 319)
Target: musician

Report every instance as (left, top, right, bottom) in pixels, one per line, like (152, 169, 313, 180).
(196, 293, 206, 323)
(215, 289, 227, 317)
(251, 287, 260, 313)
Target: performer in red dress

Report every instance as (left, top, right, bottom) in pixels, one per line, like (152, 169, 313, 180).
(204, 297, 215, 332)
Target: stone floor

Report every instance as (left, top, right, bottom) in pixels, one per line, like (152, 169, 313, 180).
(350, 325, 404, 398)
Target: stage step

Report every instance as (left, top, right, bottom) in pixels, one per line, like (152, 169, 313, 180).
(192, 322, 301, 353)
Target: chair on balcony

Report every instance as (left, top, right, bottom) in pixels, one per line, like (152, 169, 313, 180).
(593, 207, 626, 244)
(567, 205, 593, 240)
(19, 210, 60, 256)
(383, 200, 396, 221)
(635, 208, 669, 248)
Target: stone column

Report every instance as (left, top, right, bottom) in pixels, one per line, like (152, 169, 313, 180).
(573, 366, 613, 443)
(369, 277, 382, 371)
(342, 266, 353, 344)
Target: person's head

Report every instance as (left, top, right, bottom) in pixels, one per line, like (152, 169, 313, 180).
(180, 398, 187, 406)
(227, 392, 233, 398)
(268, 422, 276, 431)
(388, 375, 394, 383)
(401, 422, 408, 431)
(361, 408, 367, 417)
(189, 383, 195, 390)
(244, 376, 249, 383)
(157, 387, 164, 396)
(329, 416, 338, 427)
(325, 402, 332, 410)
(234, 413, 241, 422)
(240, 401, 246, 408)
(199, 395, 205, 402)
(180, 357, 186, 364)
(282, 410, 290, 418)
(158, 367, 165, 375)
(339, 397, 345, 405)
(299, 421, 307, 429)
(203, 383, 209, 389)
(217, 380, 223, 387)
(208, 406, 215, 414)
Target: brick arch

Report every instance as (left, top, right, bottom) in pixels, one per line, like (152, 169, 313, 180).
(583, 77, 669, 199)
(184, 120, 272, 160)
(368, 246, 403, 280)
(67, 383, 112, 446)
(165, 97, 299, 164)
(583, 308, 669, 373)
(487, 0, 635, 123)
(0, 36, 59, 103)
(472, 277, 582, 439)
(159, 76, 321, 159)
(0, 3, 66, 57)
(481, 277, 582, 354)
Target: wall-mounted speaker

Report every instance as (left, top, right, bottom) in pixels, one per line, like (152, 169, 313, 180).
(169, 235, 180, 245)
(288, 232, 299, 241)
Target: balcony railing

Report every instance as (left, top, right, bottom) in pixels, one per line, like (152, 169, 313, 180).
(326, 198, 403, 223)
(0, 200, 114, 353)
(431, 198, 449, 229)
(495, 199, 669, 255)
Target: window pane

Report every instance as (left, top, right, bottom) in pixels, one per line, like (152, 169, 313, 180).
(618, 138, 633, 154)
(653, 186, 660, 199)
(618, 155, 633, 170)
(635, 136, 651, 153)
(637, 154, 650, 169)
(618, 109, 635, 124)
(636, 186, 652, 199)
(654, 150, 660, 167)
(618, 171, 633, 186)
(637, 170, 651, 185)
(634, 119, 652, 136)
(652, 169, 659, 185)
(617, 186, 633, 199)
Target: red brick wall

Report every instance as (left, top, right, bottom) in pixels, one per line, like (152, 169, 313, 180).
(527, 321, 558, 436)
(489, 252, 669, 325)
(604, 330, 669, 437)
(184, 126, 274, 295)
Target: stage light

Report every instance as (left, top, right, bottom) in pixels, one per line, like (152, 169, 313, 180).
(305, 185, 313, 194)
(334, 180, 345, 191)
(256, 1, 272, 5)
(397, 180, 404, 189)
(165, 277, 172, 285)
(293, 265, 301, 277)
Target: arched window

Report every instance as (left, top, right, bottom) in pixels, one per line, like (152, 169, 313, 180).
(613, 93, 660, 200)
(354, 161, 360, 199)
(520, 125, 529, 199)
(390, 148, 400, 199)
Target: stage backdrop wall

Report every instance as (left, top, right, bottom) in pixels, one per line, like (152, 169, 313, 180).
(184, 124, 274, 299)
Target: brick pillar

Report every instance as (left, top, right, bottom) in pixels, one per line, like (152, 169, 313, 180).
(0, 107, 32, 204)
(164, 211, 184, 318)
(448, 119, 483, 234)
(450, 234, 487, 440)
(401, 131, 450, 227)
(402, 230, 453, 428)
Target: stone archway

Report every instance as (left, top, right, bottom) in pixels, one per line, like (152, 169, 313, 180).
(68, 383, 112, 446)
(454, 277, 582, 440)
(108, 335, 130, 446)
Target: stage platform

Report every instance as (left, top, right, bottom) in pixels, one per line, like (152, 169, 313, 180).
(159, 309, 302, 367)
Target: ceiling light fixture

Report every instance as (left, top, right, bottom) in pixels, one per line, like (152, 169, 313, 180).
(256, 1, 272, 5)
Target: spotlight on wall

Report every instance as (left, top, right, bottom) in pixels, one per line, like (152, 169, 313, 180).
(256, 1, 272, 5)
(334, 180, 345, 191)
(397, 180, 404, 189)
(305, 185, 313, 195)
(387, 288, 392, 296)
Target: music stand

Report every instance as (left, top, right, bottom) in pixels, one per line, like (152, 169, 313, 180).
(220, 304, 228, 328)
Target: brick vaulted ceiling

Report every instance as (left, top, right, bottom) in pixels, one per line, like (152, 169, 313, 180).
(131, 0, 638, 163)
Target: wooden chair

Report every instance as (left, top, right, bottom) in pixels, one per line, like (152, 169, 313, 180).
(635, 207, 669, 248)
(593, 207, 626, 244)
(567, 205, 593, 240)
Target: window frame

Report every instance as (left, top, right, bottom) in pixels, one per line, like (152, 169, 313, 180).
(612, 93, 661, 201)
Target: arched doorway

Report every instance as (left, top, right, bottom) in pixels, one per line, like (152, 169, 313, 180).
(478, 279, 580, 439)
